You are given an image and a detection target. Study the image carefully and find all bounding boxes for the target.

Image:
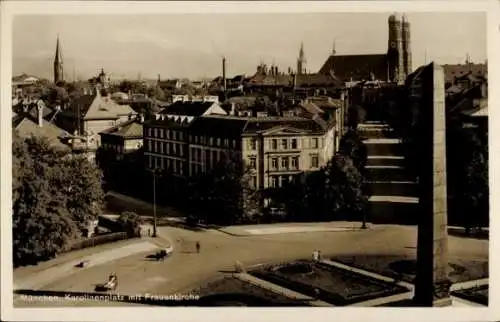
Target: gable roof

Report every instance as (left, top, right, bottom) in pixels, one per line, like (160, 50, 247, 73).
(14, 116, 69, 149)
(243, 116, 326, 135)
(318, 54, 388, 82)
(99, 118, 143, 138)
(159, 101, 215, 117)
(62, 92, 136, 120)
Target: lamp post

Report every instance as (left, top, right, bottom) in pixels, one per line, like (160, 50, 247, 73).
(152, 168, 158, 237)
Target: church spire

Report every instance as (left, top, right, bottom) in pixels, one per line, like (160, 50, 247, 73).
(53, 34, 64, 84)
(297, 42, 306, 75)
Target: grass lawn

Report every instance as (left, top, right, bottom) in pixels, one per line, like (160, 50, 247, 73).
(250, 261, 409, 306)
(191, 276, 309, 306)
(331, 255, 488, 284)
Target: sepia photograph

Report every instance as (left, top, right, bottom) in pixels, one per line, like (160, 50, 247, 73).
(1, 1, 498, 321)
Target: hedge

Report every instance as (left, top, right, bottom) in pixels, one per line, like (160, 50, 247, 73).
(66, 232, 129, 252)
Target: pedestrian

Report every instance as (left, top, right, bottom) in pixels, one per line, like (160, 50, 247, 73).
(195, 241, 200, 254)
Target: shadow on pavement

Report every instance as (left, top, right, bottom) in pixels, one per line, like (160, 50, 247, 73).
(448, 227, 488, 240)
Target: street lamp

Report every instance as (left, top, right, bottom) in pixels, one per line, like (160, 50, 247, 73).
(152, 168, 161, 237)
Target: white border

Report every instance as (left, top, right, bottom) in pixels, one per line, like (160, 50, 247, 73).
(1, 1, 499, 322)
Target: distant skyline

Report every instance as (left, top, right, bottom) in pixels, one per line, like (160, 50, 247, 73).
(13, 12, 486, 81)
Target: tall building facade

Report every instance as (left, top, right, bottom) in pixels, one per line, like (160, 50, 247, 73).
(402, 15, 412, 78)
(387, 14, 412, 83)
(53, 36, 64, 84)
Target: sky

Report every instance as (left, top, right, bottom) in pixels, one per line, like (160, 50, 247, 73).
(12, 12, 486, 81)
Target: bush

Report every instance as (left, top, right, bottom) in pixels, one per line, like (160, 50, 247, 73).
(117, 211, 143, 238)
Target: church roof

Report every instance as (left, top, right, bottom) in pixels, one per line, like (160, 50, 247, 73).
(318, 54, 388, 82)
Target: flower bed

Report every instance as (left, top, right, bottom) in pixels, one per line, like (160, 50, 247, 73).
(250, 260, 408, 306)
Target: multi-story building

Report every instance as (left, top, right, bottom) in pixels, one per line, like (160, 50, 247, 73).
(98, 116, 144, 161)
(143, 100, 227, 176)
(187, 115, 336, 194)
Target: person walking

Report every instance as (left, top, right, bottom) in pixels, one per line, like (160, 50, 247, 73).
(195, 241, 200, 254)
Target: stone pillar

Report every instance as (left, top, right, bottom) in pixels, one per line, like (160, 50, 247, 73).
(412, 62, 452, 307)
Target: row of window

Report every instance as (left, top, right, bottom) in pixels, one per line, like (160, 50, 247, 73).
(147, 127, 184, 141)
(248, 137, 321, 151)
(148, 156, 185, 175)
(190, 135, 237, 149)
(248, 175, 299, 189)
(147, 139, 184, 157)
(269, 175, 300, 188)
(248, 156, 301, 171)
(102, 143, 124, 153)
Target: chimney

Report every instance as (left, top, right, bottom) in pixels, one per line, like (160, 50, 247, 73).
(222, 56, 227, 93)
(37, 104, 43, 127)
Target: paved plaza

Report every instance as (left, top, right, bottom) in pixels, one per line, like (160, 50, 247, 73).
(13, 222, 488, 307)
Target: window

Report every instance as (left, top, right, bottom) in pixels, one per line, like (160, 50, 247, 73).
(172, 131, 177, 141)
(147, 139, 152, 151)
(311, 155, 319, 168)
(281, 157, 289, 169)
(224, 139, 229, 147)
(148, 128, 152, 137)
(280, 176, 288, 187)
(154, 128, 158, 138)
(291, 139, 297, 149)
(209, 137, 213, 145)
(179, 132, 183, 141)
(179, 145, 184, 157)
(159, 129, 164, 139)
(167, 130, 171, 140)
(312, 137, 318, 149)
(271, 158, 278, 170)
(160, 158, 164, 169)
(271, 139, 278, 150)
(216, 138, 221, 146)
(250, 139, 257, 150)
(160, 142, 164, 154)
(270, 176, 278, 187)
(281, 139, 288, 150)
(172, 143, 177, 155)
(291, 156, 299, 169)
(249, 157, 257, 169)
(232, 140, 236, 148)
(148, 155, 153, 168)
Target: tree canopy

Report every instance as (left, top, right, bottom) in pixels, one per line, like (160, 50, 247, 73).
(12, 134, 105, 266)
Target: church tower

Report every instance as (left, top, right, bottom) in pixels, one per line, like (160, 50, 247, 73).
(297, 42, 306, 75)
(53, 35, 64, 84)
(402, 14, 412, 78)
(387, 14, 404, 83)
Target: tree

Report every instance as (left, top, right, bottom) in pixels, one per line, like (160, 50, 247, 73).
(323, 155, 368, 220)
(12, 134, 105, 266)
(347, 104, 366, 130)
(117, 211, 143, 238)
(339, 129, 368, 172)
(188, 152, 259, 225)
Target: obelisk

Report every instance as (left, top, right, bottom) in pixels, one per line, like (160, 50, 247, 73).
(412, 62, 452, 307)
